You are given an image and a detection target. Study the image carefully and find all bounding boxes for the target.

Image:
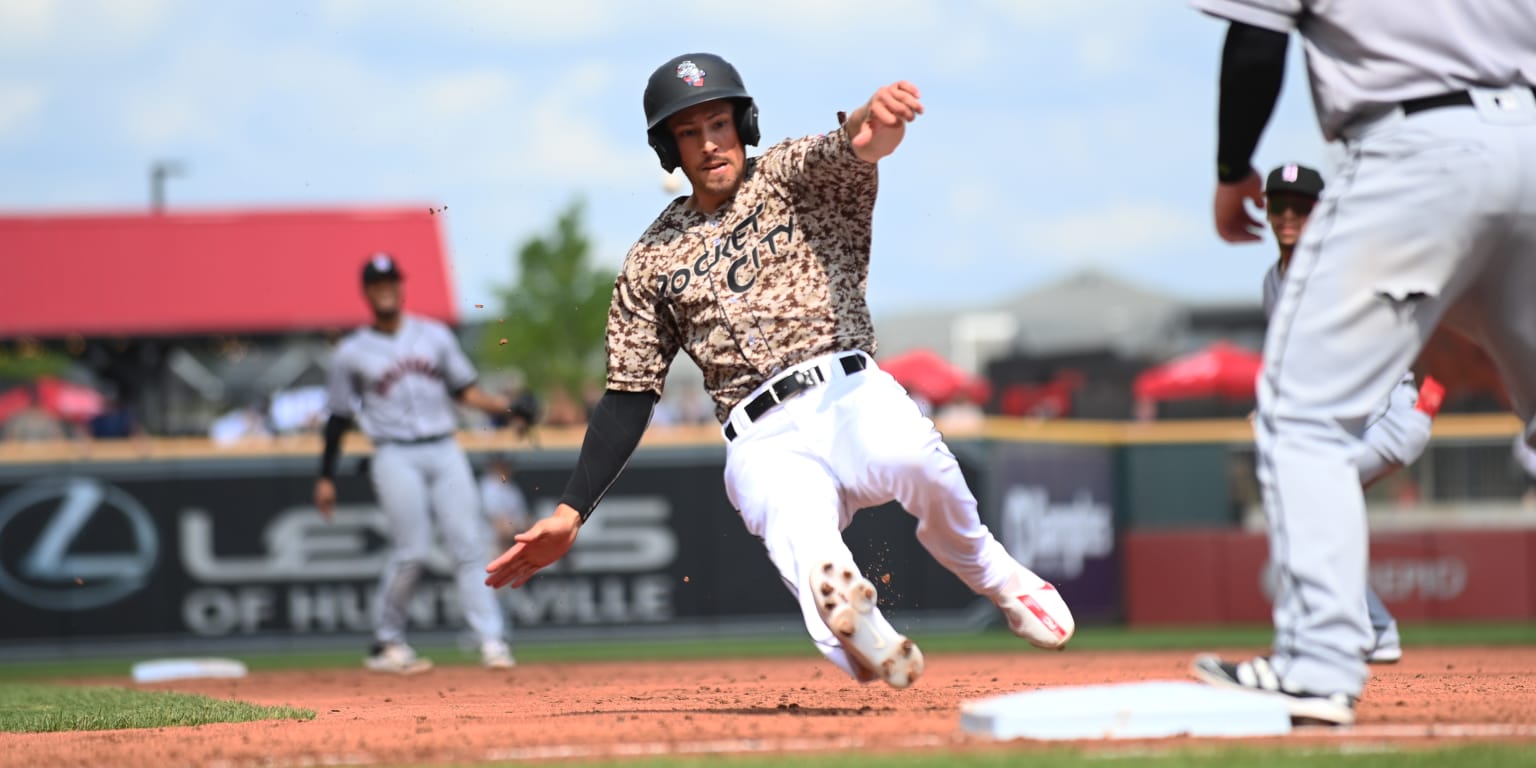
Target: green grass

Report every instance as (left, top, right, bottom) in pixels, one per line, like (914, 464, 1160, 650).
(539, 744, 1536, 768)
(0, 622, 1530, 683)
(0, 682, 313, 733)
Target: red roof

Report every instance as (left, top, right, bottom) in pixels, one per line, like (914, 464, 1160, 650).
(0, 207, 457, 338)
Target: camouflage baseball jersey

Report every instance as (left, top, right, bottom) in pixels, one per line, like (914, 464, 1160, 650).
(605, 123, 879, 422)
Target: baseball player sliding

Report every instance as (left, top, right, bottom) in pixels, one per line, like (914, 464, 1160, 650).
(316, 254, 516, 673)
(485, 53, 1075, 689)
(1193, 0, 1536, 725)
(1260, 163, 1447, 666)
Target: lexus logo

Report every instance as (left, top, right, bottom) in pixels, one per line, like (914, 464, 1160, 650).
(0, 478, 159, 611)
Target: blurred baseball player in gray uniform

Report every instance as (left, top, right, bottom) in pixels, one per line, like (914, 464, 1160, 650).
(1193, 1, 1536, 724)
(1260, 163, 1449, 667)
(484, 53, 1075, 690)
(479, 454, 532, 552)
(316, 253, 516, 672)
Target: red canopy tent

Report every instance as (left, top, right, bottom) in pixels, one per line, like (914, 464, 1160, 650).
(0, 377, 104, 425)
(1133, 341, 1263, 403)
(877, 348, 991, 406)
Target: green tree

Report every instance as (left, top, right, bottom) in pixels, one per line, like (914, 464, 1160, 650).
(479, 201, 616, 404)
(0, 340, 71, 384)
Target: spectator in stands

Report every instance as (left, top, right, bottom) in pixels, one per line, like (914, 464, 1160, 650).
(2, 401, 68, 442)
(209, 399, 274, 445)
(88, 383, 140, 439)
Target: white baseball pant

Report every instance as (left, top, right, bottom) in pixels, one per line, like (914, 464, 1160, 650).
(722, 351, 1024, 678)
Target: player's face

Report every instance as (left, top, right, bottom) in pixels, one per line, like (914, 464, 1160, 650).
(667, 100, 745, 210)
(1265, 192, 1316, 248)
(364, 279, 402, 318)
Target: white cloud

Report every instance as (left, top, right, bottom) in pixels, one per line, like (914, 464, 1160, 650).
(1076, 32, 1129, 77)
(0, 0, 57, 49)
(0, 0, 174, 54)
(421, 71, 519, 122)
(0, 82, 44, 138)
(320, 0, 627, 42)
(318, 0, 954, 47)
(122, 98, 209, 148)
(981, 0, 1159, 29)
(719, 0, 940, 31)
(93, 0, 175, 44)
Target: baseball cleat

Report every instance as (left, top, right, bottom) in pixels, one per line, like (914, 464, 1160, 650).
(365, 642, 434, 675)
(993, 567, 1075, 649)
(480, 639, 516, 669)
(1367, 623, 1403, 665)
(809, 560, 924, 689)
(1191, 655, 1357, 726)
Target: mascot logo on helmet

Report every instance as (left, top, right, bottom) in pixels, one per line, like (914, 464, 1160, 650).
(675, 60, 706, 87)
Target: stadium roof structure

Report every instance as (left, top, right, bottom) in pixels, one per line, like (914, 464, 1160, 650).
(0, 207, 457, 338)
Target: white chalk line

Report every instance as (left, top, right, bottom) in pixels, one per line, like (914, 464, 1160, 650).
(1299, 722, 1536, 739)
(482, 733, 952, 763)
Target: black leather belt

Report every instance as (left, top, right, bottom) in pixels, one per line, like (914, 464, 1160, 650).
(724, 354, 867, 441)
(375, 432, 452, 446)
(1402, 86, 1536, 115)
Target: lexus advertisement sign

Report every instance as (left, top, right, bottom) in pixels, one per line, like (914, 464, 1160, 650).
(0, 450, 984, 642)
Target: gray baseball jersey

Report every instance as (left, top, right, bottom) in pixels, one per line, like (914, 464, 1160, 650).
(1193, 0, 1536, 139)
(325, 314, 477, 442)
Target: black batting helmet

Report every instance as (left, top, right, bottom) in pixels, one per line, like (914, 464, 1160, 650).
(643, 53, 760, 172)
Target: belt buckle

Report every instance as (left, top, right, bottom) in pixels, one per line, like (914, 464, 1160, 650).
(770, 366, 823, 404)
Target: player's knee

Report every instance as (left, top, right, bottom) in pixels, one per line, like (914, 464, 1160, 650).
(443, 539, 483, 566)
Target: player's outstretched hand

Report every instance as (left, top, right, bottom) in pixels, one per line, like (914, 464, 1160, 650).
(1214, 170, 1265, 243)
(851, 81, 923, 162)
(485, 504, 581, 589)
(314, 478, 336, 521)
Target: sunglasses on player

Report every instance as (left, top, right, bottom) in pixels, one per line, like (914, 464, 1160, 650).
(1267, 196, 1316, 216)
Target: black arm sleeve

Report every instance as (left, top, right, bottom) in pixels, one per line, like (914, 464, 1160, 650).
(558, 389, 658, 522)
(1217, 21, 1289, 183)
(319, 414, 353, 480)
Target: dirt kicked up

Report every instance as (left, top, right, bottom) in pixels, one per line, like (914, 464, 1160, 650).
(12, 646, 1536, 767)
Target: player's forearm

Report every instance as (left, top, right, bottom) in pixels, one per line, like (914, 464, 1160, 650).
(456, 384, 510, 417)
(1216, 22, 1289, 183)
(557, 389, 658, 522)
(319, 414, 353, 479)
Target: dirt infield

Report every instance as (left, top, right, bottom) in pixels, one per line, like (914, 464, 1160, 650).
(12, 646, 1536, 767)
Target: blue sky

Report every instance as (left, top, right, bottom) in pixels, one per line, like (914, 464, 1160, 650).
(0, 0, 1333, 320)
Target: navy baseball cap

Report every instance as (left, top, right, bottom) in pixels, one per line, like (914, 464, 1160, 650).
(1265, 164, 1324, 198)
(362, 252, 404, 284)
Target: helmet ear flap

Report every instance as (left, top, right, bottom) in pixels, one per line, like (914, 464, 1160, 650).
(649, 129, 681, 172)
(735, 99, 760, 146)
